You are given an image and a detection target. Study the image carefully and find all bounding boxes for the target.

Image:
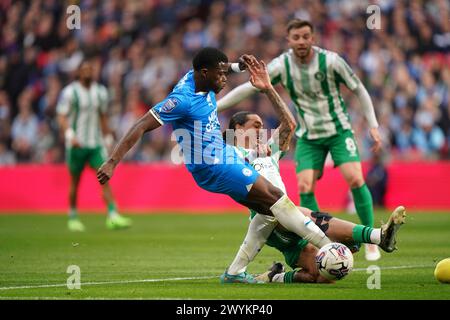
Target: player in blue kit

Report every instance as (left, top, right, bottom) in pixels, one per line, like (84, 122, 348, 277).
(97, 48, 332, 283)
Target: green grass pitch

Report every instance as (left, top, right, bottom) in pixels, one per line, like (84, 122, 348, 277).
(0, 211, 449, 300)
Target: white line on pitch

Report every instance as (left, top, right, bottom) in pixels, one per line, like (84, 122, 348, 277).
(0, 264, 434, 291)
(0, 276, 216, 291)
(352, 264, 434, 272)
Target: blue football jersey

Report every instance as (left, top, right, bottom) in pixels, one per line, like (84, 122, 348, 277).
(150, 70, 234, 172)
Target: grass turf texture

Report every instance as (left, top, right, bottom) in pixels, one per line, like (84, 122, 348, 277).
(0, 211, 449, 300)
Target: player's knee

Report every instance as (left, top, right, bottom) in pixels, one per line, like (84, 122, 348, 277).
(347, 174, 364, 189)
(311, 211, 333, 233)
(264, 183, 285, 205)
(298, 179, 313, 193)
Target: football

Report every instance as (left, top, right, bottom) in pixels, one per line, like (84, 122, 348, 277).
(316, 242, 354, 280)
(434, 258, 450, 283)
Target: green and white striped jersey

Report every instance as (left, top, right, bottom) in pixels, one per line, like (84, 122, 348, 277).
(268, 46, 361, 140)
(57, 81, 109, 148)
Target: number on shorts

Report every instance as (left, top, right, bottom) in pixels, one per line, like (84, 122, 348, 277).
(345, 137, 357, 154)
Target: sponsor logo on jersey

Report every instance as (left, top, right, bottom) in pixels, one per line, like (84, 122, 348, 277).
(242, 168, 253, 177)
(205, 110, 220, 132)
(161, 98, 179, 113)
(314, 71, 325, 81)
(253, 162, 275, 172)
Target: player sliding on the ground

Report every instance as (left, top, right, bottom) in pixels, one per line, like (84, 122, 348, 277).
(96, 48, 334, 283)
(218, 19, 383, 261)
(220, 57, 406, 284)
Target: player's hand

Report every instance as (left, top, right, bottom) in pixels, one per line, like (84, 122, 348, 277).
(71, 138, 81, 148)
(369, 127, 382, 153)
(97, 159, 116, 185)
(65, 128, 81, 148)
(245, 56, 272, 92)
(237, 54, 253, 70)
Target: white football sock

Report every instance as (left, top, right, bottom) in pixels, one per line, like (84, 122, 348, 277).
(370, 229, 381, 245)
(227, 214, 277, 275)
(270, 195, 331, 248)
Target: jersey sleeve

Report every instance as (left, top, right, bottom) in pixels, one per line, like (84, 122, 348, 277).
(56, 86, 73, 116)
(149, 93, 190, 125)
(333, 55, 361, 91)
(267, 55, 284, 86)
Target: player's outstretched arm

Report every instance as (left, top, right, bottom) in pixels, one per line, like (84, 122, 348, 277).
(217, 82, 258, 113)
(97, 112, 161, 184)
(246, 57, 296, 151)
(217, 55, 260, 113)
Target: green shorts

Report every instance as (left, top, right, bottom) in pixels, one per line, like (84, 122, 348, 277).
(266, 228, 309, 270)
(295, 130, 360, 176)
(66, 146, 107, 176)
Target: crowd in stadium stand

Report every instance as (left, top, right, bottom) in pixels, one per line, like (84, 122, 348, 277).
(0, 0, 449, 166)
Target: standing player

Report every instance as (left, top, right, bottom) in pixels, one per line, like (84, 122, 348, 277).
(57, 60, 132, 232)
(221, 57, 405, 284)
(97, 48, 334, 283)
(217, 20, 382, 261)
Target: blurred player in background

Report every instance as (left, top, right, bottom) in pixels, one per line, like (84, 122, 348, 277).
(218, 19, 382, 261)
(57, 60, 132, 232)
(221, 56, 406, 284)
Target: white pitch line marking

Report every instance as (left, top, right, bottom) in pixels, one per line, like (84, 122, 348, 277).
(0, 265, 434, 291)
(0, 276, 215, 291)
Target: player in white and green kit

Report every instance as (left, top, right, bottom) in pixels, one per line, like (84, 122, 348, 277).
(219, 57, 406, 284)
(218, 20, 383, 261)
(57, 60, 131, 231)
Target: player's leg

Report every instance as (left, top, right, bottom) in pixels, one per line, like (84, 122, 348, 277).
(220, 213, 277, 284)
(67, 147, 86, 232)
(295, 137, 327, 212)
(331, 131, 379, 260)
(257, 206, 406, 284)
(194, 158, 331, 250)
(89, 146, 131, 229)
(196, 159, 330, 283)
(301, 207, 406, 253)
(241, 175, 331, 249)
(301, 208, 379, 250)
(297, 169, 321, 211)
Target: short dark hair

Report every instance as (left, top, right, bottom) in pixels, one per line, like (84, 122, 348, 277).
(228, 111, 253, 130)
(192, 47, 228, 71)
(222, 111, 255, 141)
(286, 19, 314, 34)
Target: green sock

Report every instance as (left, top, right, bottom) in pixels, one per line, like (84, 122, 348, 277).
(300, 192, 319, 211)
(283, 271, 296, 283)
(352, 224, 375, 244)
(351, 184, 374, 227)
(107, 202, 117, 217)
(68, 208, 77, 219)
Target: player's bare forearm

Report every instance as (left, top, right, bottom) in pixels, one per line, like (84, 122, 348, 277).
(263, 86, 296, 150)
(245, 56, 296, 150)
(109, 112, 160, 165)
(57, 115, 69, 133)
(97, 112, 161, 184)
(99, 113, 113, 136)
